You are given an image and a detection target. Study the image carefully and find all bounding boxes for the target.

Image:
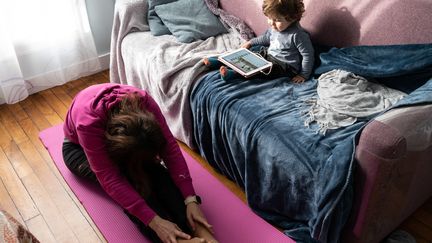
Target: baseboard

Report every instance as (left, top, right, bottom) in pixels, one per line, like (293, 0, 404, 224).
(98, 52, 110, 71)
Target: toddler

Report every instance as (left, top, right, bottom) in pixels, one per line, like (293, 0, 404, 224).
(204, 0, 314, 83)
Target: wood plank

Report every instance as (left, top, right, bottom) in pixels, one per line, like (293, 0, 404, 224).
(0, 105, 15, 123)
(38, 89, 69, 120)
(6, 103, 29, 122)
(31, 94, 64, 126)
(18, 139, 102, 242)
(21, 172, 79, 243)
(50, 85, 73, 109)
(0, 106, 30, 145)
(82, 71, 108, 84)
(0, 72, 109, 242)
(75, 72, 108, 93)
(0, 121, 13, 148)
(0, 178, 25, 225)
(101, 70, 110, 81)
(64, 78, 85, 90)
(19, 97, 52, 131)
(16, 116, 105, 242)
(1, 98, 103, 241)
(26, 214, 56, 243)
(0, 147, 38, 221)
(2, 140, 33, 179)
(18, 117, 56, 168)
(64, 79, 86, 99)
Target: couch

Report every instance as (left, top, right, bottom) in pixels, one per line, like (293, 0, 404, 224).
(110, 0, 432, 242)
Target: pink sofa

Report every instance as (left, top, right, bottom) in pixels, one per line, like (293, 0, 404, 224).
(222, 0, 432, 242)
(111, 0, 432, 242)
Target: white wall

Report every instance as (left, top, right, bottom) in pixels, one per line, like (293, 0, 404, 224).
(85, 0, 115, 68)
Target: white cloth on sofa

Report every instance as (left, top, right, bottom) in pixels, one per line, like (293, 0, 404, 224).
(305, 69, 407, 134)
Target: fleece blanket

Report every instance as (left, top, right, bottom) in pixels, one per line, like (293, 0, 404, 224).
(110, 0, 254, 147)
(190, 44, 432, 243)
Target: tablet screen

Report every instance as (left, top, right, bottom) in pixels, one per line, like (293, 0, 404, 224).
(221, 49, 270, 74)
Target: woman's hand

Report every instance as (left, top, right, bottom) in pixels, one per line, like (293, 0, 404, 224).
(241, 41, 252, 49)
(292, 75, 306, 83)
(186, 202, 214, 233)
(148, 215, 192, 243)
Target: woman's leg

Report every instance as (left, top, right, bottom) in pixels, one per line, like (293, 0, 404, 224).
(192, 223, 218, 243)
(62, 138, 97, 182)
(126, 162, 218, 242)
(123, 162, 191, 242)
(146, 164, 217, 242)
(145, 163, 191, 233)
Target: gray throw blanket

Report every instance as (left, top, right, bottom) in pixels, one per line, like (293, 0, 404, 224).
(305, 69, 406, 134)
(110, 0, 255, 147)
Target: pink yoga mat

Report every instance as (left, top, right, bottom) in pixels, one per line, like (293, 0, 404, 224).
(39, 124, 293, 243)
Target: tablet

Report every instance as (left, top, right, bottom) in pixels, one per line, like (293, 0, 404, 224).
(218, 48, 273, 78)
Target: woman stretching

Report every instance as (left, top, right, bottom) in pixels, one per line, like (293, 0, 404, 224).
(62, 83, 217, 243)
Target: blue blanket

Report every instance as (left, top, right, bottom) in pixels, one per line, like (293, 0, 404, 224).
(190, 44, 432, 242)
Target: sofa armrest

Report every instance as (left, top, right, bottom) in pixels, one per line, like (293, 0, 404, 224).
(110, 0, 150, 84)
(344, 104, 432, 243)
(374, 104, 432, 151)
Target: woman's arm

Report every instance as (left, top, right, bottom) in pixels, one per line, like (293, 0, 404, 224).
(76, 127, 157, 225)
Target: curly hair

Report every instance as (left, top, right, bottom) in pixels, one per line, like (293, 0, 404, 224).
(104, 92, 166, 165)
(263, 0, 305, 21)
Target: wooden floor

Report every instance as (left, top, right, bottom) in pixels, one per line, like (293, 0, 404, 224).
(0, 70, 431, 242)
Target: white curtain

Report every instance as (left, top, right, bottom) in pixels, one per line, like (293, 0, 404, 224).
(0, 0, 101, 104)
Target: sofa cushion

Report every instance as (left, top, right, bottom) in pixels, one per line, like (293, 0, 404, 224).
(154, 0, 227, 43)
(147, 0, 177, 36)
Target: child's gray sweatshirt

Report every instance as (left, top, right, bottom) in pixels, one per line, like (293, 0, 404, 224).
(250, 22, 314, 79)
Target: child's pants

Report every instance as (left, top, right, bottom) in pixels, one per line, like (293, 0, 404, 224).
(253, 46, 298, 79)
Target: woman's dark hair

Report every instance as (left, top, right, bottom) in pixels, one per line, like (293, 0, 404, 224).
(104, 92, 166, 164)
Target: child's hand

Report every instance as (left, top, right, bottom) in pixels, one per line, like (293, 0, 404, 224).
(241, 41, 251, 49)
(292, 75, 306, 83)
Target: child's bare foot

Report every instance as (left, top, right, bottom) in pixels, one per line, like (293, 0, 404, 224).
(202, 56, 220, 68)
(219, 66, 237, 81)
(203, 57, 211, 66)
(219, 66, 228, 76)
